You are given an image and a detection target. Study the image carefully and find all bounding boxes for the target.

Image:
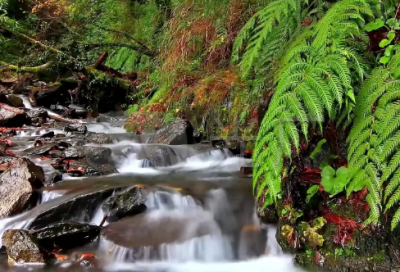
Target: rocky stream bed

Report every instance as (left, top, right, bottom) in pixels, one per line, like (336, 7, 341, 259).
(0, 94, 301, 272)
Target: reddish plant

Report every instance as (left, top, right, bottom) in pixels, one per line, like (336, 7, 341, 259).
(323, 213, 360, 246)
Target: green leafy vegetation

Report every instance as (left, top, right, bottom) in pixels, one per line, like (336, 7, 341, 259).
(321, 166, 349, 197)
(248, 0, 400, 231)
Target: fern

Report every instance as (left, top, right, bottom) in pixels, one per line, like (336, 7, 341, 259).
(252, 0, 377, 209)
(232, 0, 301, 78)
(347, 52, 400, 228)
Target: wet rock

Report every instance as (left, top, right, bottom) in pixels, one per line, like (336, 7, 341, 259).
(64, 124, 88, 135)
(2, 230, 55, 265)
(40, 131, 55, 138)
(193, 130, 203, 143)
(44, 171, 63, 185)
(96, 114, 117, 123)
(29, 189, 114, 230)
(66, 159, 118, 176)
(138, 146, 181, 167)
(85, 132, 114, 144)
(31, 222, 100, 252)
(25, 143, 57, 155)
(64, 146, 111, 163)
(0, 103, 28, 127)
(0, 158, 44, 219)
(5, 95, 23, 107)
(227, 139, 241, 155)
(102, 186, 147, 222)
(240, 166, 252, 176)
(210, 138, 226, 149)
(148, 120, 194, 145)
(48, 150, 64, 158)
(68, 104, 87, 119)
(50, 104, 68, 112)
(26, 108, 48, 119)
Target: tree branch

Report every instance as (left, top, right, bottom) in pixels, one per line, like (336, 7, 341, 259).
(92, 23, 157, 57)
(0, 61, 53, 73)
(0, 27, 76, 61)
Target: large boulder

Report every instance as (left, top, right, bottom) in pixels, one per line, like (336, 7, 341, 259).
(102, 186, 147, 222)
(2, 229, 55, 265)
(0, 103, 28, 127)
(64, 146, 111, 163)
(29, 189, 114, 230)
(148, 120, 194, 145)
(31, 222, 100, 252)
(0, 158, 44, 219)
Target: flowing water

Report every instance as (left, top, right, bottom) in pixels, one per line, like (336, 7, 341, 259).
(0, 98, 304, 272)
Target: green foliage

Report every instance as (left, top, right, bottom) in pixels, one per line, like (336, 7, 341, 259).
(321, 166, 350, 197)
(298, 218, 326, 247)
(252, 0, 374, 205)
(232, 0, 301, 78)
(347, 52, 400, 228)
(306, 185, 319, 203)
(309, 139, 327, 160)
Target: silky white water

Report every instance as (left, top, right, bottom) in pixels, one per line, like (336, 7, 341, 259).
(0, 110, 302, 272)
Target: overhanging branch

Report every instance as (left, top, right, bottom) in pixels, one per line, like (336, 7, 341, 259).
(92, 23, 157, 57)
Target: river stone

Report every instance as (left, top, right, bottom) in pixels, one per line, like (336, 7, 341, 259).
(26, 108, 48, 119)
(66, 159, 118, 176)
(24, 143, 58, 155)
(139, 146, 181, 167)
(41, 131, 55, 138)
(64, 124, 88, 135)
(48, 150, 64, 158)
(2, 229, 55, 265)
(0, 103, 28, 127)
(64, 146, 111, 162)
(5, 95, 23, 107)
(102, 186, 147, 222)
(85, 132, 114, 144)
(44, 171, 63, 185)
(29, 189, 114, 230)
(0, 158, 44, 219)
(68, 104, 87, 118)
(31, 222, 100, 252)
(148, 120, 194, 145)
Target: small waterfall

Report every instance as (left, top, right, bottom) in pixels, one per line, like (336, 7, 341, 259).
(40, 191, 63, 204)
(100, 189, 235, 263)
(265, 225, 283, 256)
(17, 94, 84, 123)
(19, 95, 33, 109)
(91, 205, 108, 226)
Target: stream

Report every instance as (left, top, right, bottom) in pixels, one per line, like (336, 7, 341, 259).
(0, 96, 303, 272)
